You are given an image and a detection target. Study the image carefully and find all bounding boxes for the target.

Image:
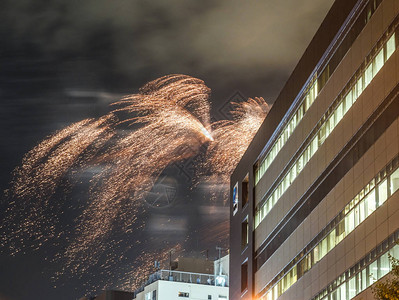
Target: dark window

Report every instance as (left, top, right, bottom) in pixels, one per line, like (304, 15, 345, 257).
(242, 176, 249, 207)
(241, 261, 248, 292)
(241, 218, 248, 249)
(208, 295, 212, 300)
(152, 290, 156, 300)
(178, 292, 189, 297)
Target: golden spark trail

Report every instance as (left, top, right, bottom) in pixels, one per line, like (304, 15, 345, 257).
(2, 73, 271, 290)
(200, 97, 271, 198)
(2, 115, 115, 253)
(63, 75, 213, 270)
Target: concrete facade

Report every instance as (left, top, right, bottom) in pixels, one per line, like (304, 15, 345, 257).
(230, 0, 399, 299)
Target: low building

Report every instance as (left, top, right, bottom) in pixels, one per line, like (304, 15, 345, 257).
(133, 255, 229, 300)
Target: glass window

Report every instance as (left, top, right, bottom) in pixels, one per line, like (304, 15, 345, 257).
(354, 205, 360, 227)
(356, 75, 363, 97)
(312, 136, 318, 156)
(391, 244, 399, 259)
(344, 91, 353, 113)
(369, 260, 378, 284)
(313, 246, 319, 265)
(339, 283, 346, 300)
(390, 168, 399, 195)
(336, 102, 343, 124)
(349, 276, 356, 298)
(379, 252, 390, 277)
(345, 210, 355, 234)
(386, 33, 396, 60)
(241, 262, 248, 292)
(266, 291, 272, 300)
(336, 220, 345, 243)
(267, 198, 272, 214)
(320, 237, 328, 259)
(361, 268, 367, 291)
(290, 166, 296, 183)
(359, 198, 366, 223)
(365, 63, 373, 86)
(328, 230, 336, 251)
(365, 189, 376, 216)
(378, 178, 388, 205)
(374, 48, 384, 75)
(319, 124, 326, 145)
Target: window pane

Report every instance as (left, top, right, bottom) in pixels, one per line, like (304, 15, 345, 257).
(349, 277, 356, 298)
(345, 210, 355, 234)
(345, 92, 353, 113)
(365, 189, 376, 216)
(328, 230, 336, 251)
(354, 205, 360, 227)
(359, 199, 365, 222)
(365, 63, 373, 86)
(379, 253, 390, 277)
(373, 48, 384, 75)
(336, 102, 343, 123)
(312, 136, 318, 156)
(356, 75, 363, 96)
(336, 220, 345, 243)
(386, 33, 396, 60)
(369, 260, 378, 283)
(390, 168, 399, 195)
(378, 178, 388, 205)
(361, 268, 367, 291)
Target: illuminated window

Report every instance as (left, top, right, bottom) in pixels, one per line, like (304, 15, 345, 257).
(386, 33, 396, 58)
(378, 178, 388, 205)
(390, 168, 399, 194)
(255, 31, 397, 228)
(258, 159, 399, 300)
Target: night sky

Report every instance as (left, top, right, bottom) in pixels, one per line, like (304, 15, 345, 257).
(0, 1, 333, 299)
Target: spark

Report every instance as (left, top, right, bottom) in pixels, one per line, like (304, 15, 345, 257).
(199, 97, 271, 200)
(62, 75, 213, 270)
(1, 74, 270, 292)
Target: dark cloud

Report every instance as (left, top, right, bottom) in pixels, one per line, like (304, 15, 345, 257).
(1, 0, 333, 99)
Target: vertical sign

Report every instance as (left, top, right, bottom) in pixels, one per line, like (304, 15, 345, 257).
(233, 182, 238, 216)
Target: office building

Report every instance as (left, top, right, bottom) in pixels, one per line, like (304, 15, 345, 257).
(230, 0, 399, 299)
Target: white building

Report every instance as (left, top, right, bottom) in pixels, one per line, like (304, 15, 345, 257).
(134, 255, 229, 300)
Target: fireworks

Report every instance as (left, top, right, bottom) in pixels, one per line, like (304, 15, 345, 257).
(63, 75, 213, 269)
(2, 74, 270, 292)
(199, 97, 271, 199)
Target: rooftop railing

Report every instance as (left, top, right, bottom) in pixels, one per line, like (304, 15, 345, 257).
(133, 269, 228, 297)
